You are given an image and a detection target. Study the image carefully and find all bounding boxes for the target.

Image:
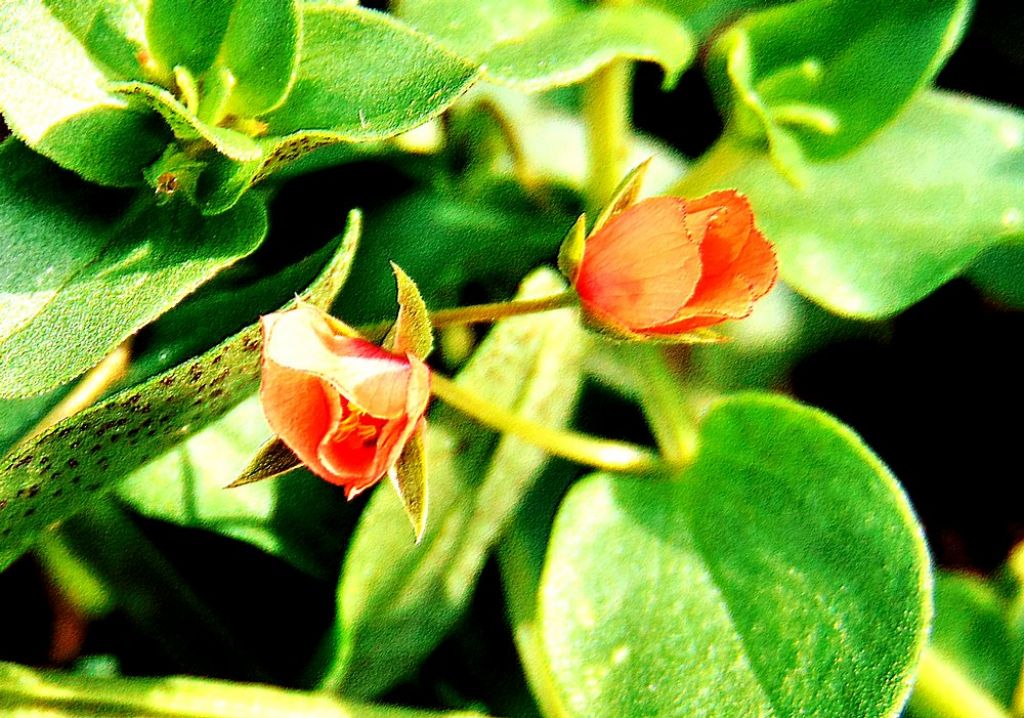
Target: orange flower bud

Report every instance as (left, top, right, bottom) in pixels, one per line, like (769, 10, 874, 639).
(572, 191, 777, 339)
(259, 303, 431, 498)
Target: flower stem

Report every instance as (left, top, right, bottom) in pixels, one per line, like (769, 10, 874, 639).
(584, 58, 632, 213)
(908, 646, 1010, 718)
(633, 346, 700, 465)
(357, 292, 578, 341)
(431, 373, 661, 474)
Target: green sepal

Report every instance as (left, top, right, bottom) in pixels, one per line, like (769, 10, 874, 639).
(557, 214, 588, 284)
(591, 157, 652, 234)
(581, 310, 730, 345)
(142, 145, 207, 204)
(388, 424, 428, 542)
(111, 81, 262, 161)
(385, 263, 434, 361)
(225, 437, 302, 488)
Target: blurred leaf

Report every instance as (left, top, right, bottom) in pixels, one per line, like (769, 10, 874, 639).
(324, 269, 584, 698)
(221, 0, 301, 116)
(399, 0, 694, 91)
(967, 241, 1024, 309)
(117, 396, 349, 578)
(707, 0, 970, 168)
(917, 572, 1022, 707)
(539, 393, 931, 717)
(265, 4, 480, 137)
(677, 91, 1024, 318)
(0, 141, 269, 398)
(643, 0, 788, 39)
(0, 0, 167, 185)
(0, 660, 492, 717)
(336, 182, 576, 324)
(145, 0, 233, 76)
(0, 212, 360, 572)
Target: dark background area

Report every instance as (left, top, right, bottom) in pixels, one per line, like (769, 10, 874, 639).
(1, 0, 1022, 711)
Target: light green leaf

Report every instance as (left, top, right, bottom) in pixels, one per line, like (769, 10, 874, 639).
(0, 660, 491, 718)
(0, 0, 166, 185)
(221, 0, 301, 116)
(676, 91, 1024, 318)
(117, 396, 349, 578)
(539, 393, 931, 717)
(111, 81, 263, 161)
(399, 0, 694, 91)
(0, 141, 268, 398)
(145, 0, 233, 77)
(707, 0, 970, 166)
(0, 211, 360, 572)
(42, 0, 149, 80)
(265, 4, 481, 139)
(323, 268, 584, 698)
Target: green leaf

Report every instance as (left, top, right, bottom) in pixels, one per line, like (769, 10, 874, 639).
(323, 268, 584, 698)
(967, 240, 1024, 309)
(145, 0, 234, 77)
(0, 660, 492, 718)
(117, 396, 349, 577)
(399, 0, 694, 91)
(0, 0, 167, 186)
(707, 0, 970, 166)
(0, 212, 360, 572)
(0, 142, 268, 398)
(482, 6, 694, 91)
(221, 0, 301, 116)
(111, 81, 263, 161)
(538, 393, 931, 717)
(676, 91, 1024, 318)
(265, 4, 481, 139)
(41, 0, 150, 80)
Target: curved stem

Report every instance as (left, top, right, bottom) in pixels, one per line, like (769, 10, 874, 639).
(909, 646, 1010, 718)
(431, 372, 662, 475)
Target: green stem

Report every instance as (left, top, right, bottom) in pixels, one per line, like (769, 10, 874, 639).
(358, 291, 578, 341)
(431, 373, 661, 474)
(0, 661, 488, 718)
(908, 647, 1011, 718)
(584, 58, 632, 214)
(633, 347, 700, 464)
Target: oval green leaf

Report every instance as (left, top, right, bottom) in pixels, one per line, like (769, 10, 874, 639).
(265, 4, 480, 139)
(0, 142, 268, 399)
(221, 0, 301, 116)
(539, 393, 931, 717)
(0, 212, 360, 572)
(144, 0, 233, 77)
(676, 91, 1024, 318)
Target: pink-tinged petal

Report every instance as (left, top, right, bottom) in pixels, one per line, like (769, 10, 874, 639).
(263, 303, 411, 418)
(259, 342, 335, 481)
(575, 197, 701, 329)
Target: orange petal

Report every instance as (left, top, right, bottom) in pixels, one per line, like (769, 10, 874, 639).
(685, 190, 754, 279)
(733, 226, 778, 301)
(575, 197, 701, 329)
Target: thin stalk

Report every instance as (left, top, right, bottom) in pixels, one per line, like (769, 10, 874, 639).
(431, 373, 661, 474)
(357, 291, 578, 341)
(633, 347, 700, 465)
